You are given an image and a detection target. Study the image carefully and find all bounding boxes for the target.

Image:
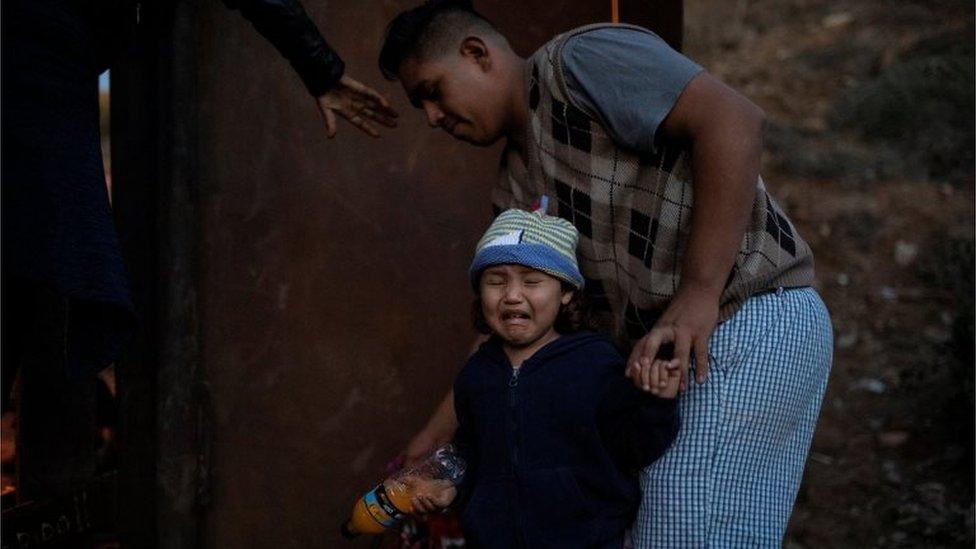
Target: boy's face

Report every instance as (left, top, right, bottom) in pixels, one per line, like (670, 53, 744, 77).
(397, 42, 510, 147)
(479, 265, 573, 350)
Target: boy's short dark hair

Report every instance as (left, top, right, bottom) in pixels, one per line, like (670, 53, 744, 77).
(378, 0, 500, 80)
(472, 282, 592, 336)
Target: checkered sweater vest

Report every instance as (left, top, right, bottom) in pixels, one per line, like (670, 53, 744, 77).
(492, 24, 816, 347)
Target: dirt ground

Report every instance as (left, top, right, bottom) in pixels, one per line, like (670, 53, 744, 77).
(683, 0, 975, 546)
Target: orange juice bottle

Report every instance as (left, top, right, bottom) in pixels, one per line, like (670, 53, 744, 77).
(341, 478, 413, 536)
(341, 444, 465, 539)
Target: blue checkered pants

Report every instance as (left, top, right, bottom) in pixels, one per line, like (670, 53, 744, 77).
(631, 287, 833, 548)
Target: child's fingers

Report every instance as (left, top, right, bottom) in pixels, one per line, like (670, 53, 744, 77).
(410, 496, 425, 514)
(648, 360, 662, 395)
(412, 495, 434, 515)
(639, 357, 653, 391)
(656, 359, 669, 388)
(659, 359, 673, 393)
(666, 360, 682, 396)
(630, 327, 671, 378)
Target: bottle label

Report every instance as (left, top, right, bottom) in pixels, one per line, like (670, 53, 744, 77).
(363, 484, 403, 529)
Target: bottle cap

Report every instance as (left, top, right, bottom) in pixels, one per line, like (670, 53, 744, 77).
(340, 521, 359, 540)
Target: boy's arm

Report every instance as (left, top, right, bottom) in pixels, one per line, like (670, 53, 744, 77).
(628, 72, 764, 391)
(558, 29, 760, 391)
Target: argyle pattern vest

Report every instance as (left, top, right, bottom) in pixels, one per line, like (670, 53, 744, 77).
(492, 23, 816, 347)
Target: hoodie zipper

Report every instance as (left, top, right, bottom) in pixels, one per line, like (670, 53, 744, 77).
(510, 364, 531, 546)
(508, 365, 521, 467)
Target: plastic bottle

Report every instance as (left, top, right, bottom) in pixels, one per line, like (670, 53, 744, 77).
(341, 444, 466, 539)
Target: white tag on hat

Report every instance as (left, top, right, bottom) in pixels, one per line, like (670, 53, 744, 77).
(484, 229, 524, 248)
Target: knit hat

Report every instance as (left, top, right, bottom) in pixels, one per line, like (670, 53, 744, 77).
(469, 204, 584, 290)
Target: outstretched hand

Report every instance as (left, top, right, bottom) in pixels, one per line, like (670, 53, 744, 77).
(315, 75, 398, 138)
(626, 285, 720, 393)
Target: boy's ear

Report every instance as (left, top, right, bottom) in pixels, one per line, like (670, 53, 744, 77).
(460, 36, 491, 71)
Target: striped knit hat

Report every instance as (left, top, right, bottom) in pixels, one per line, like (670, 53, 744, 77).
(469, 204, 584, 290)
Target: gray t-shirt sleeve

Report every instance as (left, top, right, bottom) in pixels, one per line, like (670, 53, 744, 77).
(561, 27, 704, 152)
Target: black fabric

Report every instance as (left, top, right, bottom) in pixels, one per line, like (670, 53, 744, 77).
(554, 179, 593, 238)
(91, 0, 346, 95)
(1, 0, 344, 378)
(764, 195, 797, 257)
(223, 0, 345, 96)
(3, 0, 137, 379)
(550, 96, 592, 153)
(453, 331, 678, 548)
(627, 210, 660, 268)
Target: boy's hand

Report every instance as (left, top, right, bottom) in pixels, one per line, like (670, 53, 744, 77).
(315, 75, 398, 138)
(626, 285, 718, 392)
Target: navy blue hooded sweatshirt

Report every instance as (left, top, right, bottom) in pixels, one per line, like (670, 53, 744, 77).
(453, 331, 679, 548)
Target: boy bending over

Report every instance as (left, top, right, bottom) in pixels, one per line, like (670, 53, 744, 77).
(383, 1, 833, 546)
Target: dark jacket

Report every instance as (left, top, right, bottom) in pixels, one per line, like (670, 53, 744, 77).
(2, 0, 344, 379)
(453, 331, 679, 549)
(221, 0, 345, 95)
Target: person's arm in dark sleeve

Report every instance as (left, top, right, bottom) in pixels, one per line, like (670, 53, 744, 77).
(221, 0, 344, 96)
(597, 373, 679, 474)
(220, 0, 397, 137)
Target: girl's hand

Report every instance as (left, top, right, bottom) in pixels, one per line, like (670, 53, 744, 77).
(657, 359, 682, 399)
(407, 478, 457, 516)
(634, 358, 682, 398)
(626, 285, 719, 392)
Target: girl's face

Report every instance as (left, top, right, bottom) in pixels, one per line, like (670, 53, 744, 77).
(479, 265, 573, 351)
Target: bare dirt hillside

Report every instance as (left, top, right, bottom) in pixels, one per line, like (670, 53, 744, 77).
(683, 1, 975, 546)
